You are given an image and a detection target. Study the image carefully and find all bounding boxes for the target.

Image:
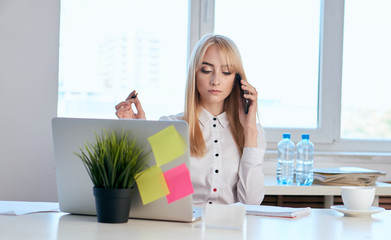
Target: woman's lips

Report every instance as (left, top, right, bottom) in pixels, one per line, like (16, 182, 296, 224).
(208, 90, 221, 94)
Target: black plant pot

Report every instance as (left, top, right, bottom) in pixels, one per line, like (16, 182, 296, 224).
(93, 187, 132, 223)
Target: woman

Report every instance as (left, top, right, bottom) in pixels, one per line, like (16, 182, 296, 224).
(115, 34, 266, 206)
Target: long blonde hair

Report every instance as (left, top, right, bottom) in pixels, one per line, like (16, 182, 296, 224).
(184, 34, 246, 157)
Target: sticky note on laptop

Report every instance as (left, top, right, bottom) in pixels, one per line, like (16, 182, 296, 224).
(135, 166, 170, 205)
(163, 163, 194, 204)
(148, 125, 186, 166)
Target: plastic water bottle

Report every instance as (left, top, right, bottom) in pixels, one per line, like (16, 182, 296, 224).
(277, 133, 295, 185)
(295, 134, 314, 186)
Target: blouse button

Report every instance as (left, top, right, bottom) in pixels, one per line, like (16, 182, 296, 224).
(215, 169, 219, 173)
(213, 188, 217, 192)
(213, 124, 216, 127)
(214, 140, 218, 143)
(213, 117, 217, 121)
(215, 153, 219, 157)
(209, 201, 213, 204)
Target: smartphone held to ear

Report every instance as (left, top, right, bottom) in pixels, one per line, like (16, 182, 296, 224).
(236, 74, 250, 114)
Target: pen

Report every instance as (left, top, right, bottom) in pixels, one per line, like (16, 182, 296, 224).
(131, 92, 138, 99)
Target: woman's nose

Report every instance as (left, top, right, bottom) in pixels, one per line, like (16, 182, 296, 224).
(210, 73, 220, 86)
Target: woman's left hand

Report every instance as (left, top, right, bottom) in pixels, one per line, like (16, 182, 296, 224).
(238, 79, 258, 147)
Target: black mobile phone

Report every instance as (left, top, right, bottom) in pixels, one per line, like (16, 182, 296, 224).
(236, 73, 249, 114)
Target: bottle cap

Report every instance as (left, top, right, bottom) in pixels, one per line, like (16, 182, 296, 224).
(283, 133, 291, 139)
(302, 134, 310, 140)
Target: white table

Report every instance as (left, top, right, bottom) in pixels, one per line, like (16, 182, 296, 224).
(0, 208, 390, 240)
(264, 175, 391, 208)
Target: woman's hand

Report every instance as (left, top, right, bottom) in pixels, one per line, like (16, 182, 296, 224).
(115, 90, 146, 119)
(238, 79, 258, 147)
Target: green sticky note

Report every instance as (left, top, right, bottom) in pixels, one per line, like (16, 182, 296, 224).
(148, 125, 186, 166)
(135, 166, 170, 205)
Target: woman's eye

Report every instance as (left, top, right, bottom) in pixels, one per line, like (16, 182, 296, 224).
(223, 72, 232, 76)
(201, 68, 212, 74)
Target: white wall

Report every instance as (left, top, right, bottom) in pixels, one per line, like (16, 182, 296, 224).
(0, 0, 60, 201)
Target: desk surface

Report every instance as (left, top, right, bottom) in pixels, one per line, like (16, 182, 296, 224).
(264, 175, 391, 195)
(0, 209, 390, 240)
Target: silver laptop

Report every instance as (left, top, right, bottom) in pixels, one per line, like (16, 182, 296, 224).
(52, 117, 201, 222)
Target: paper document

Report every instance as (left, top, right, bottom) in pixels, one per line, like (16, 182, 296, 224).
(313, 167, 386, 186)
(236, 204, 312, 218)
(0, 201, 59, 216)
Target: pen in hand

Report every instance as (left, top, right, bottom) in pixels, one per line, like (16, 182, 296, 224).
(126, 92, 138, 101)
(131, 92, 138, 99)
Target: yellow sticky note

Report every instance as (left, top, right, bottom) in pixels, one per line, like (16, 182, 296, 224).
(148, 125, 186, 166)
(135, 166, 170, 205)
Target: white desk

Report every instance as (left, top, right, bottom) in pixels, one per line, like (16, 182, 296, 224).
(264, 175, 391, 208)
(0, 209, 390, 240)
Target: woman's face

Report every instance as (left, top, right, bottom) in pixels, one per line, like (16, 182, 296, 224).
(196, 45, 235, 110)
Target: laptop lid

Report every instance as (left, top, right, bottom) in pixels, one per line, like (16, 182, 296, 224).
(52, 117, 200, 222)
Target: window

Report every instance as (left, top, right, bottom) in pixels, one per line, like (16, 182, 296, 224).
(212, 0, 330, 145)
(341, 0, 391, 140)
(215, 0, 320, 129)
(59, 0, 391, 152)
(58, 0, 188, 120)
(212, 0, 390, 151)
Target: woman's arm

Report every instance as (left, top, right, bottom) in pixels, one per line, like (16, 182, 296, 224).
(236, 78, 266, 204)
(237, 125, 266, 205)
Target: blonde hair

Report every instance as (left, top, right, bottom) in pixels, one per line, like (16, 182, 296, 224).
(184, 34, 246, 157)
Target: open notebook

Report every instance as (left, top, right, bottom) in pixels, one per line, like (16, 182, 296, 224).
(235, 203, 312, 218)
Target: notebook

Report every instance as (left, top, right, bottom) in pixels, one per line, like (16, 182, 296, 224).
(52, 117, 201, 222)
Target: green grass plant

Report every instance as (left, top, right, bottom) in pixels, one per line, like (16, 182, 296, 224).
(75, 129, 149, 189)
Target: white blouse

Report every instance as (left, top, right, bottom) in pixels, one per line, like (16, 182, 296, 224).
(160, 108, 266, 206)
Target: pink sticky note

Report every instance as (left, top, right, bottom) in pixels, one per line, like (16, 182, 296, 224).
(163, 163, 194, 204)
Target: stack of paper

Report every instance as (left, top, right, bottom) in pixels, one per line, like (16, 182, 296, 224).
(0, 201, 59, 216)
(235, 204, 312, 218)
(313, 167, 386, 186)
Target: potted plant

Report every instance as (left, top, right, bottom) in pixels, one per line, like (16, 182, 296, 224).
(75, 129, 149, 223)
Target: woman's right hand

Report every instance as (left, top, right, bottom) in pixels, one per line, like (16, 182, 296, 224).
(115, 90, 146, 119)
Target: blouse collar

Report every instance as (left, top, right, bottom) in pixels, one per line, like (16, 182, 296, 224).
(198, 107, 229, 128)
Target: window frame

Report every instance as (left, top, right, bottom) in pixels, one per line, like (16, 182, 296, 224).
(189, 0, 391, 153)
